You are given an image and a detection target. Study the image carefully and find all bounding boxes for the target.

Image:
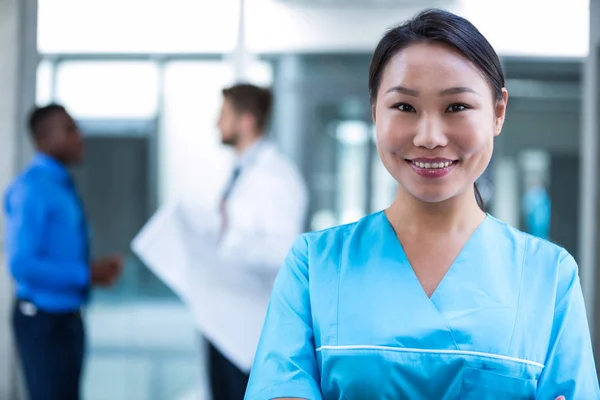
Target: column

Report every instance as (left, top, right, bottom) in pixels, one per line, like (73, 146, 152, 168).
(0, 0, 38, 398)
(491, 157, 520, 228)
(272, 55, 305, 169)
(579, 0, 600, 357)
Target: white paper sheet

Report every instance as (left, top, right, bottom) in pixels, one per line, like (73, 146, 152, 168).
(130, 201, 261, 372)
(131, 202, 195, 304)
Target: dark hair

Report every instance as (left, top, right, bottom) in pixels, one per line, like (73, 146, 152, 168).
(474, 184, 485, 211)
(28, 104, 66, 139)
(222, 83, 273, 133)
(369, 8, 504, 104)
(369, 8, 502, 211)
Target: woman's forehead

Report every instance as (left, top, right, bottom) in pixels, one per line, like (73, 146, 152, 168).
(380, 42, 489, 92)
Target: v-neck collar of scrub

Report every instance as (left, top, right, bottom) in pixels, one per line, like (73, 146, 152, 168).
(379, 210, 490, 302)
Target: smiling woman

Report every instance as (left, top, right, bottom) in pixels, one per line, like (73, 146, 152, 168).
(243, 8, 600, 400)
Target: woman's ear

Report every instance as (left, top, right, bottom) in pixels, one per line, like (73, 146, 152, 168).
(371, 103, 377, 123)
(494, 88, 509, 137)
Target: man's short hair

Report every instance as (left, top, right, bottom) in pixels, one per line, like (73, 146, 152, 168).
(222, 84, 273, 132)
(28, 104, 66, 139)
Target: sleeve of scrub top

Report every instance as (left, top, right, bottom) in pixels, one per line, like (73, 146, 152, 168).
(536, 252, 600, 399)
(244, 236, 323, 400)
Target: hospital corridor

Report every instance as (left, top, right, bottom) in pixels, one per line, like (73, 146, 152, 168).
(1, 0, 600, 399)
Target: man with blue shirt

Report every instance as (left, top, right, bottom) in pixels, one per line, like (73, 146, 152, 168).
(4, 104, 123, 400)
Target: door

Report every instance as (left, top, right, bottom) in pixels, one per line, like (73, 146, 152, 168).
(71, 134, 161, 299)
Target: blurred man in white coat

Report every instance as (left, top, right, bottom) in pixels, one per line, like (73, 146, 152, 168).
(199, 83, 308, 400)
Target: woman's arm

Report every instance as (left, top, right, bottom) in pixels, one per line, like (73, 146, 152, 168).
(244, 236, 323, 400)
(536, 252, 600, 399)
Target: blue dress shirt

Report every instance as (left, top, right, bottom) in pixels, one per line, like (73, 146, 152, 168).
(4, 153, 90, 312)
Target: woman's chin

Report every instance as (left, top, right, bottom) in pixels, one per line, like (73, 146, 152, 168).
(414, 194, 452, 204)
(405, 186, 456, 204)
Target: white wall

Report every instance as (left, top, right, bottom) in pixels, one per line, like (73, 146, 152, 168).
(461, 0, 589, 57)
(247, 0, 589, 56)
(38, 0, 240, 53)
(38, 0, 590, 57)
(0, 1, 38, 398)
(0, 3, 20, 395)
(246, 1, 436, 53)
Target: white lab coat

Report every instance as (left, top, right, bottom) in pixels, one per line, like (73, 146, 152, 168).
(184, 140, 308, 372)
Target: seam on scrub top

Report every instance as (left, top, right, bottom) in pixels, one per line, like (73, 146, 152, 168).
(441, 216, 492, 351)
(315, 345, 545, 368)
(435, 300, 460, 350)
(507, 236, 529, 356)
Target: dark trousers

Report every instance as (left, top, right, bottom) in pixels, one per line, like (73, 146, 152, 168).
(13, 301, 85, 400)
(207, 341, 249, 400)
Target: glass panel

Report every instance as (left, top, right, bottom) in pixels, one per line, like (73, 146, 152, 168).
(308, 116, 372, 231)
(36, 60, 54, 105)
(55, 61, 159, 119)
(73, 59, 275, 400)
(307, 111, 339, 232)
(519, 150, 551, 239)
(335, 120, 370, 224)
(370, 125, 397, 212)
(68, 132, 203, 400)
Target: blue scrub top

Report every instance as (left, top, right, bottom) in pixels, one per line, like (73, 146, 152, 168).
(245, 212, 600, 399)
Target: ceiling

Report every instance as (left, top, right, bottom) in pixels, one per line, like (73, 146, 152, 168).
(273, 0, 456, 8)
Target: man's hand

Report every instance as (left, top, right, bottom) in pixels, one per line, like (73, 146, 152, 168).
(91, 254, 124, 287)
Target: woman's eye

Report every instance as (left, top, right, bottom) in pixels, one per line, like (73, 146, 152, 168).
(395, 103, 416, 113)
(447, 104, 468, 112)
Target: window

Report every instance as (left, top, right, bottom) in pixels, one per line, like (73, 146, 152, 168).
(55, 61, 159, 118)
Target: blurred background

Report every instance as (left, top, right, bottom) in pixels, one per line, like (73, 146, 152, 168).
(0, 0, 598, 399)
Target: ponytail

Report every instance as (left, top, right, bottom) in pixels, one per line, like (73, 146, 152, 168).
(474, 183, 485, 211)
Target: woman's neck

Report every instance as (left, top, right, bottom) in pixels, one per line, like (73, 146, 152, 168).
(386, 185, 486, 234)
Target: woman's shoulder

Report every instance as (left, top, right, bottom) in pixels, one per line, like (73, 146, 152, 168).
(300, 211, 385, 247)
(285, 212, 386, 269)
(283, 212, 386, 284)
(485, 214, 576, 275)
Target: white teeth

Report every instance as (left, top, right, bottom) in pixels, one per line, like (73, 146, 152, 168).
(413, 161, 453, 169)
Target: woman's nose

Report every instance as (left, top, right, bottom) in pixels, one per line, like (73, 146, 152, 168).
(412, 116, 448, 149)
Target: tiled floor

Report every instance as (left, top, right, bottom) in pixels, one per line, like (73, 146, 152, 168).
(82, 300, 210, 400)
